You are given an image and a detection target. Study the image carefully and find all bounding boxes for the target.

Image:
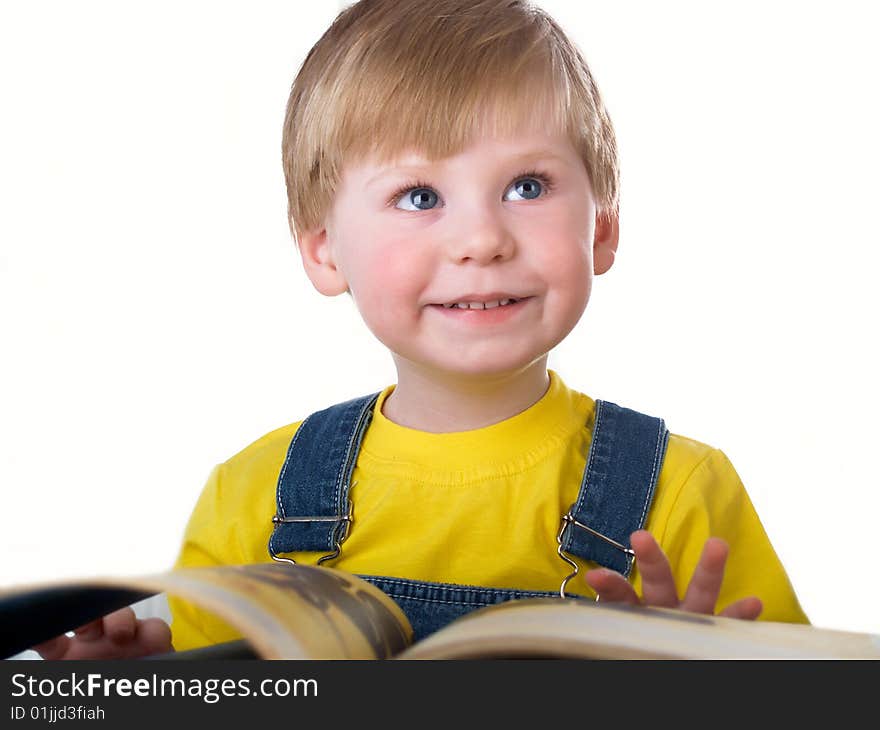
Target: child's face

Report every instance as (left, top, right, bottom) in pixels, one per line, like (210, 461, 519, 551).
(299, 126, 617, 382)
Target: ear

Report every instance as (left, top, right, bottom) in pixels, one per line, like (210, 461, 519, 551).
(592, 209, 619, 275)
(296, 225, 350, 296)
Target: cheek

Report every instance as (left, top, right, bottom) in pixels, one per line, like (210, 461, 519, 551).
(533, 214, 594, 295)
(555, 254, 593, 320)
(348, 239, 430, 328)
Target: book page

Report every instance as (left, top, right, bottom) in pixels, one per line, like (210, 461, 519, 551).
(399, 598, 880, 660)
(0, 564, 413, 660)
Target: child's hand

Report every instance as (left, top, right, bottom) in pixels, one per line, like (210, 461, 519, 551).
(32, 607, 173, 659)
(584, 530, 763, 620)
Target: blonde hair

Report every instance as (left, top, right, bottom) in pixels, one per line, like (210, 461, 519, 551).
(282, 0, 619, 243)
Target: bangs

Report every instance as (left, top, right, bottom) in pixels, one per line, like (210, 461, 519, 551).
(339, 32, 570, 167)
(346, 77, 571, 173)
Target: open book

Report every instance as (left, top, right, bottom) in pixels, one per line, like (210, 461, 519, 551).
(2, 563, 878, 660)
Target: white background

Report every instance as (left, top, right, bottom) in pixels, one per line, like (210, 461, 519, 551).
(1, 0, 878, 639)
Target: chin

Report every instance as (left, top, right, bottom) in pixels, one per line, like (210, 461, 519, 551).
(419, 350, 550, 381)
(386, 331, 560, 380)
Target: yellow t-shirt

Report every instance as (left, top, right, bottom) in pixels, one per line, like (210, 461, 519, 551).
(169, 370, 808, 651)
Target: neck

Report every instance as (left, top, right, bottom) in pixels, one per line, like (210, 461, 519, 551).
(381, 356, 551, 433)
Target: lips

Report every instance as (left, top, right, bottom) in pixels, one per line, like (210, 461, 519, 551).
(434, 292, 527, 309)
(429, 296, 530, 324)
(441, 298, 520, 310)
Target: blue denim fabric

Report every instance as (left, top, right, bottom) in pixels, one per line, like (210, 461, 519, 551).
(559, 400, 670, 576)
(360, 576, 581, 642)
(268, 393, 379, 554)
(269, 392, 668, 639)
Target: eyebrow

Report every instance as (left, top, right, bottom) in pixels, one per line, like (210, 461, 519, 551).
(365, 150, 572, 188)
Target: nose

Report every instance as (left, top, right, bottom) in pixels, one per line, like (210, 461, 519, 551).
(446, 206, 516, 265)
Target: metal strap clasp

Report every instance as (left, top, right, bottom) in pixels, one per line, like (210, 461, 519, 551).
(269, 496, 354, 566)
(556, 505, 635, 598)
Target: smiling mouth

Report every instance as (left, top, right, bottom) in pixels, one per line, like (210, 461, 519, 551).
(439, 297, 522, 310)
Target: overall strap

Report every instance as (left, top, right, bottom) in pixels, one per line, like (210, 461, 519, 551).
(558, 399, 670, 577)
(268, 392, 381, 560)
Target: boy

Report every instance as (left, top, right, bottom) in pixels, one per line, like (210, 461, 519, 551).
(34, 0, 807, 659)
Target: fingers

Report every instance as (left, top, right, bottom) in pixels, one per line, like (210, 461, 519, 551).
(137, 618, 174, 655)
(32, 635, 71, 661)
(719, 596, 763, 621)
(103, 607, 137, 644)
(584, 568, 641, 604)
(33, 607, 142, 660)
(680, 537, 728, 614)
(72, 618, 104, 641)
(589, 532, 762, 623)
(71, 606, 136, 644)
(630, 530, 679, 608)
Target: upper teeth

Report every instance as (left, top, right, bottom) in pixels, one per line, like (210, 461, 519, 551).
(442, 298, 518, 310)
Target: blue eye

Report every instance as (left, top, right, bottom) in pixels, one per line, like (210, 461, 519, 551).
(405, 188, 439, 211)
(390, 170, 553, 211)
(510, 178, 542, 201)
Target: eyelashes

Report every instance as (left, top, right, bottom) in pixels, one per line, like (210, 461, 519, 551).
(387, 180, 434, 207)
(386, 168, 556, 209)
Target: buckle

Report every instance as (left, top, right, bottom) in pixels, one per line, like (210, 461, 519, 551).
(269, 498, 354, 566)
(555, 505, 635, 598)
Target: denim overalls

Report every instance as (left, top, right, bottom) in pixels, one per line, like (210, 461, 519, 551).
(268, 393, 669, 641)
